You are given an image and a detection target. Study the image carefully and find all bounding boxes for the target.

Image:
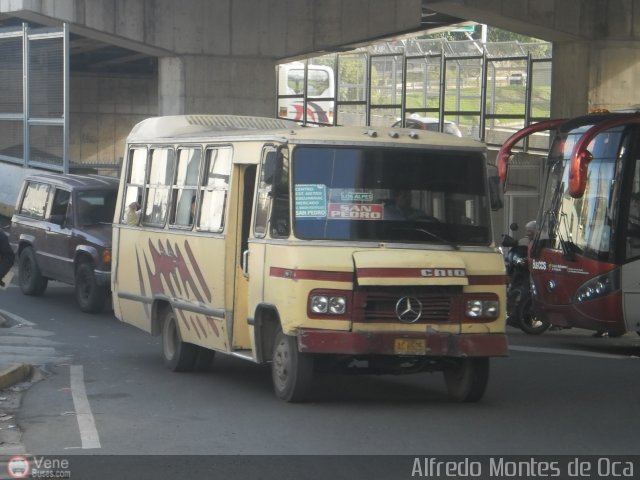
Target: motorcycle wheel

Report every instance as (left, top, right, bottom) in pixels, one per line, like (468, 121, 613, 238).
(505, 286, 525, 328)
(517, 293, 550, 335)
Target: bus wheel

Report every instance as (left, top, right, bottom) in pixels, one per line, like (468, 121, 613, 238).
(193, 347, 216, 372)
(161, 309, 197, 372)
(75, 263, 108, 313)
(19, 247, 48, 296)
(443, 358, 489, 402)
(271, 330, 314, 402)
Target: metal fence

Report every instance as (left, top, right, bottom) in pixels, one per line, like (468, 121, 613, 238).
(0, 23, 68, 173)
(276, 38, 552, 153)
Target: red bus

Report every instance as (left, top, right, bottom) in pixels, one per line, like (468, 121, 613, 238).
(498, 110, 640, 336)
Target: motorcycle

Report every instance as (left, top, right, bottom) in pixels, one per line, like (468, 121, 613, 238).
(501, 224, 550, 335)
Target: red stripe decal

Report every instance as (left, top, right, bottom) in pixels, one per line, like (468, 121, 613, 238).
(189, 317, 202, 340)
(467, 275, 509, 285)
(270, 267, 352, 282)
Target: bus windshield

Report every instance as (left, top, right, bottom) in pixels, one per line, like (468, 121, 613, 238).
(292, 146, 491, 245)
(537, 125, 624, 262)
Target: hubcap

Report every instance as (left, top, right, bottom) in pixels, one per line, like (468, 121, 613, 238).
(273, 338, 291, 390)
(164, 317, 177, 359)
(78, 271, 90, 299)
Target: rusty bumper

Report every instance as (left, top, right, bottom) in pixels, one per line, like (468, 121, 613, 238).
(297, 329, 509, 357)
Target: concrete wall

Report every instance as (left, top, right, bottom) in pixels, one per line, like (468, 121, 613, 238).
(70, 74, 157, 173)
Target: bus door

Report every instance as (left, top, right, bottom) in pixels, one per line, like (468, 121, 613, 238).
(621, 262, 640, 332)
(622, 156, 640, 333)
(232, 164, 257, 350)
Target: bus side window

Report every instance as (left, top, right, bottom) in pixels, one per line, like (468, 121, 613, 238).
(122, 147, 147, 225)
(254, 147, 277, 238)
(170, 147, 202, 228)
(142, 148, 175, 227)
(199, 147, 232, 232)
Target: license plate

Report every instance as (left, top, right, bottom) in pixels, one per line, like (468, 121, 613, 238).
(394, 338, 426, 355)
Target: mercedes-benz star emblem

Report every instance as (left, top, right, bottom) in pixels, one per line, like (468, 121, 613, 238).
(395, 296, 423, 323)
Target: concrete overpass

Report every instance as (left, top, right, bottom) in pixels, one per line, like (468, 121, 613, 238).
(1, 0, 636, 118)
(0, 0, 639, 215)
(425, 0, 640, 117)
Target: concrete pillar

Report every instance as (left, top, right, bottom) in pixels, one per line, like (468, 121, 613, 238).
(588, 41, 640, 112)
(552, 39, 640, 118)
(159, 55, 276, 117)
(159, 57, 186, 115)
(550, 42, 590, 118)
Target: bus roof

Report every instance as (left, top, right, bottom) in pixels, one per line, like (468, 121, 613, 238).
(127, 115, 486, 152)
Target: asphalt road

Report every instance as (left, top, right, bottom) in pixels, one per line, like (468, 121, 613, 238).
(1, 282, 640, 478)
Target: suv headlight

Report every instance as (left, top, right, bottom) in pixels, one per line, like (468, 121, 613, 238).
(574, 269, 620, 303)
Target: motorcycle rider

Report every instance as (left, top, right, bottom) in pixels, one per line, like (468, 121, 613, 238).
(503, 219, 550, 334)
(518, 220, 537, 247)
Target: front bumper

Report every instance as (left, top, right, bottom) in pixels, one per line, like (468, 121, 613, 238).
(297, 329, 508, 357)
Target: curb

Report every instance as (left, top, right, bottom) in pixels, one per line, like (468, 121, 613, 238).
(0, 363, 32, 390)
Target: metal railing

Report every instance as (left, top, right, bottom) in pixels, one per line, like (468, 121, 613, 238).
(276, 39, 552, 152)
(0, 23, 68, 173)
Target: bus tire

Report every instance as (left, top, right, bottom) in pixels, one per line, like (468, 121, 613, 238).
(161, 308, 197, 372)
(19, 247, 48, 296)
(75, 262, 108, 313)
(193, 346, 216, 372)
(271, 330, 314, 402)
(443, 358, 489, 402)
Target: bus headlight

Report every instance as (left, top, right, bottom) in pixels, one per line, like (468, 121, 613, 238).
(574, 269, 620, 303)
(309, 291, 349, 316)
(465, 298, 499, 320)
(310, 295, 329, 313)
(328, 296, 346, 315)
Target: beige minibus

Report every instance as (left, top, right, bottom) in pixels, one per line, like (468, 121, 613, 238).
(111, 115, 507, 402)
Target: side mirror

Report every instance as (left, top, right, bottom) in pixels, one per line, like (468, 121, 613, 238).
(486, 165, 503, 211)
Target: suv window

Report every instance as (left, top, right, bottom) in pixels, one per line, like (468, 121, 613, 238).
(50, 189, 71, 224)
(20, 182, 50, 218)
(76, 190, 118, 225)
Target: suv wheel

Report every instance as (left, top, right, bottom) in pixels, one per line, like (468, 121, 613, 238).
(75, 262, 108, 313)
(19, 247, 48, 296)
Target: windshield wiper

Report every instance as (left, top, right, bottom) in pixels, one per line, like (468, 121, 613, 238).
(557, 213, 576, 261)
(392, 226, 460, 250)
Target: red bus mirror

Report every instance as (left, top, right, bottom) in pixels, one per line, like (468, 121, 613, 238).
(568, 114, 640, 198)
(497, 119, 566, 190)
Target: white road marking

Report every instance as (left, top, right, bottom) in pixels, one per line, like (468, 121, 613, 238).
(509, 345, 635, 360)
(69, 365, 101, 449)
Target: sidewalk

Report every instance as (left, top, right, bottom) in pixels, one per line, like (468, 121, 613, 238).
(1, 214, 30, 390)
(0, 311, 33, 390)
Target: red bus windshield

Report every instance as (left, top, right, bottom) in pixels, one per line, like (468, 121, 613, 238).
(537, 125, 626, 262)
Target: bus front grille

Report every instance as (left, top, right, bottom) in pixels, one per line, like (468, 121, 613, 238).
(359, 291, 454, 323)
